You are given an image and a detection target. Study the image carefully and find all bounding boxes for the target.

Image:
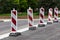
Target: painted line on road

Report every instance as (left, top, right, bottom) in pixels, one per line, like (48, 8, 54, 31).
(0, 27, 29, 40)
(3, 17, 60, 22)
(0, 22, 55, 40)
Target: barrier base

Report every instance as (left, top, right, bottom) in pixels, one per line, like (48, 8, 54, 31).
(53, 20, 58, 23)
(9, 32, 21, 37)
(38, 24, 45, 27)
(47, 22, 53, 24)
(29, 27, 36, 30)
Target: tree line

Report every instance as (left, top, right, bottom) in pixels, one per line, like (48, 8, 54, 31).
(0, 0, 60, 13)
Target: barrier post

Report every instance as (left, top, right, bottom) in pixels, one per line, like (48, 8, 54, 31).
(9, 8, 21, 37)
(27, 7, 36, 30)
(53, 7, 58, 22)
(38, 7, 46, 27)
(47, 8, 53, 24)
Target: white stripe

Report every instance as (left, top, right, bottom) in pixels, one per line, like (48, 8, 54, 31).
(39, 16, 44, 23)
(48, 15, 52, 19)
(40, 11, 44, 15)
(54, 8, 58, 14)
(11, 11, 17, 21)
(48, 15, 53, 21)
(49, 8, 53, 15)
(28, 15, 33, 25)
(49, 11, 52, 15)
(29, 19, 33, 26)
(55, 11, 58, 14)
(11, 19, 16, 26)
(40, 8, 44, 14)
(40, 17, 44, 23)
(27, 10, 33, 18)
(11, 22, 17, 31)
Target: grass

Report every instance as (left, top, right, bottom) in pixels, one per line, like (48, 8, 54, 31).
(0, 12, 38, 16)
(0, 13, 10, 16)
(0, 12, 60, 17)
(0, 12, 27, 16)
(18, 12, 27, 16)
(0, 12, 60, 19)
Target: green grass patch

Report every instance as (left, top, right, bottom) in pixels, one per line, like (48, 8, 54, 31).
(0, 12, 60, 17)
(18, 12, 27, 16)
(0, 12, 27, 16)
(0, 12, 38, 16)
(0, 13, 11, 16)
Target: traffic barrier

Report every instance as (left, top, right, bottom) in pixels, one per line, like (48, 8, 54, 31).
(53, 7, 59, 22)
(38, 7, 46, 27)
(47, 8, 53, 24)
(27, 7, 36, 30)
(9, 8, 21, 37)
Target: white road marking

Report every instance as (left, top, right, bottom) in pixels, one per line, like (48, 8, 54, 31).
(0, 27, 29, 40)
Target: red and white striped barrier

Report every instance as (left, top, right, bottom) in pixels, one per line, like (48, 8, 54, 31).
(38, 7, 46, 27)
(11, 8, 17, 33)
(9, 8, 21, 36)
(53, 7, 58, 22)
(27, 7, 36, 30)
(47, 8, 53, 24)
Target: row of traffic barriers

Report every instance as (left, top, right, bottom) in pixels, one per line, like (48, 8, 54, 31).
(9, 7, 58, 37)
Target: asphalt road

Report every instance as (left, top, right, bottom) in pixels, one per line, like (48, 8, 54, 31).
(0, 19, 28, 35)
(1, 21, 60, 40)
(0, 19, 41, 35)
(0, 19, 60, 35)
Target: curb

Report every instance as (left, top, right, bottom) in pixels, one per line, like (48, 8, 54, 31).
(0, 17, 60, 22)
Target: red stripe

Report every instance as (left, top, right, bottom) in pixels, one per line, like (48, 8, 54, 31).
(56, 8, 58, 11)
(41, 9, 44, 12)
(12, 11, 16, 15)
(29, 10, 32, 13)
(54, 12, 58, 16)
(55, 18, 57, 20)
(12, 27, 16, 31)
(49, 13, 52, 17)
(29, 15, 33, 21)
(40, 20, 43, 23)
(48, 18, 51, 21)
(40, 14, 44, 19)
(12, 17, 16, 26)
(29, 23, 32, 26)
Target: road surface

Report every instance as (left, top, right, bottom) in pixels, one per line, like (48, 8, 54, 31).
(0, 19, 60, 40)
(0, 19, 41, 35)
(1, 22, 60, 40)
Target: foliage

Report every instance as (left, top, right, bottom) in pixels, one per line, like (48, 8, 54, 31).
(0, 0, 60, 13)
